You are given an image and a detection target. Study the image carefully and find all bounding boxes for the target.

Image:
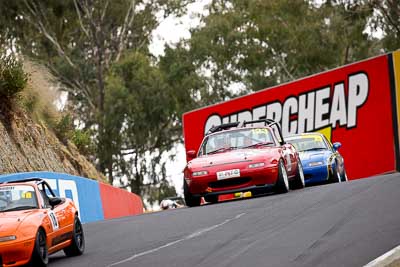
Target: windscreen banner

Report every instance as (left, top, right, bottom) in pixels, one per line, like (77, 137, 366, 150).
(183, 51, 400, 180)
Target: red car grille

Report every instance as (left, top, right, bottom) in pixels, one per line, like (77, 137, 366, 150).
(209, 177, 251, 189)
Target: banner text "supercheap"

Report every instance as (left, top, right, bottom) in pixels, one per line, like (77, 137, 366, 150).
(205, 72, 369, 136)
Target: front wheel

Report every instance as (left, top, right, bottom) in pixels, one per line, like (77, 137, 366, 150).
(30, 228, 48, 267)
(341, 168, 348, 182)
(290, 160, 305, 190)
(64, 216, 85, 257)
(275, 159, 289, 194)
(184, 180, 201, 207)
(328, 161, 341, 183)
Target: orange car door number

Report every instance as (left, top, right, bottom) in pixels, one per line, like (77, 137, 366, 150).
(48, 210, 60, 230)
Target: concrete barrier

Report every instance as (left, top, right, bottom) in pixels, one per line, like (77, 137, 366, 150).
(0, 171, 143, 223)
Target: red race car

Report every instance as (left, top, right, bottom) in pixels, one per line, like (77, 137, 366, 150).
(183, 119, 305, 207)
(0, 178, 84, 267)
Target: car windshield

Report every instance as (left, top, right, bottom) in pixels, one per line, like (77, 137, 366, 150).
(287, 135, 328, 152)
(0, 185, 38, 212)
(199, 128, 274, 155)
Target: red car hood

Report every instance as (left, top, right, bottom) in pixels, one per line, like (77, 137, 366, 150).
(0, 210, 37, 234)
(188, 148, 277, 169)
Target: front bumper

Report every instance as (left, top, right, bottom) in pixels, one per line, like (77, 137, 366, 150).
(0, 238, 35, 266)
(303, 164, 329, 184)
(193, 184, 275, 198)
(188, 165, 279, 195)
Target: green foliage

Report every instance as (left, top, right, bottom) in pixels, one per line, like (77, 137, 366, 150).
(0, 0, 193, 192)
(103, 51, 181, 198)
(21, 88, 38, 114)
(21, 86, 59, 129)
(0, 53, 28, 98)
(0, 0, 194, 125)
(145, 179, 178, 208)
(54, 114, 94, 155)
(18, 60, 60, 131)
(53, 113, 74, 144)
(168, 0, 380, 99)
(369, 0, 400, 52)
(72, 129, 94, 156)
(159, 44, 206, 111)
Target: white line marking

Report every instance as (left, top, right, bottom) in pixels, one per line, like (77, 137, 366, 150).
(107, 213, 246, 267)
(364, 244, 400, 267)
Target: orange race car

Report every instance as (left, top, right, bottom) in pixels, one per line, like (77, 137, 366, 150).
(0, 178, 84, 267)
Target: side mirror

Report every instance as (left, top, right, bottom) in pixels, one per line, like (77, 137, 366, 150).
(49, 197, 62, 209)
(186, 150, 197, 159)
(332, 142, 341, 151)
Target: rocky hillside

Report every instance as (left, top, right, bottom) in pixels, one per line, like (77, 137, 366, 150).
(0, 104, 105, 181)
(0, 57, 106, 182)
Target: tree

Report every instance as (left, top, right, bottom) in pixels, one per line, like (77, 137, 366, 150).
(166, 0, 379, 99)
(0, 0, 193, 185)
(104, 51, 182, 201)
(370, 0, 400, 51)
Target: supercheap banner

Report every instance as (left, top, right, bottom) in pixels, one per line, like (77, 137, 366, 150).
(183, 52, 400, 179)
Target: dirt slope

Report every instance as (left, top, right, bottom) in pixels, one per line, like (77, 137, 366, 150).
(0, 104, 106, 182)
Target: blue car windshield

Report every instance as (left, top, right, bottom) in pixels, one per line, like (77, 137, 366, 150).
(287, 136, 329, 152)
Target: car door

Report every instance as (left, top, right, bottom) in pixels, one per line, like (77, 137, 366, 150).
(283, 143, 299, 175)
(39, 183, 67, 246)
(270, 125, 296, 175)
(325, 137, 345, 174)
(281, 144, 294, 173)
(335, 152, 345, 173)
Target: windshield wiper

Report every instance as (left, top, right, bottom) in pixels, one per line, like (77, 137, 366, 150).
(300, 147, 327, 152)
(208, 146, 237, 155)
(2, 206, 37, 212)
(242, 142, 274, 149)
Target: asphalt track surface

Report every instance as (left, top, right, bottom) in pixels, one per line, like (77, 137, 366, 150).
(50, 173, 400, 267)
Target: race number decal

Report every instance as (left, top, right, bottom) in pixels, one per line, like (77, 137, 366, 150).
(48, 211, 59, 230)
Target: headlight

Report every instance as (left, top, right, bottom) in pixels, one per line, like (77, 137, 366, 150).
(0, 235, 16, 242)
(309, 161, 324, 167)
(248, 162, 265, 168)
(192, 170, 208, 176)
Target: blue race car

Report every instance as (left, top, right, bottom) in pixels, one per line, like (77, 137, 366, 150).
(286, 133, 347, 185)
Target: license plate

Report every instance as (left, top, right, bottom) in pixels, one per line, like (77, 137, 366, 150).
(217, 169, 240, 180)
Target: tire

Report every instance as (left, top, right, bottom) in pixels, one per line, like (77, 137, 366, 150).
(290, 160, 305, 190)
(341, 168, 348, 182)
(204, 195, 218, 204)
(30, 228, 48, 267)
(64, 216, 85, 257)
(184, 180, 201, 207)
(329, 161, 341, 183)
(275, 159, 289, 194)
